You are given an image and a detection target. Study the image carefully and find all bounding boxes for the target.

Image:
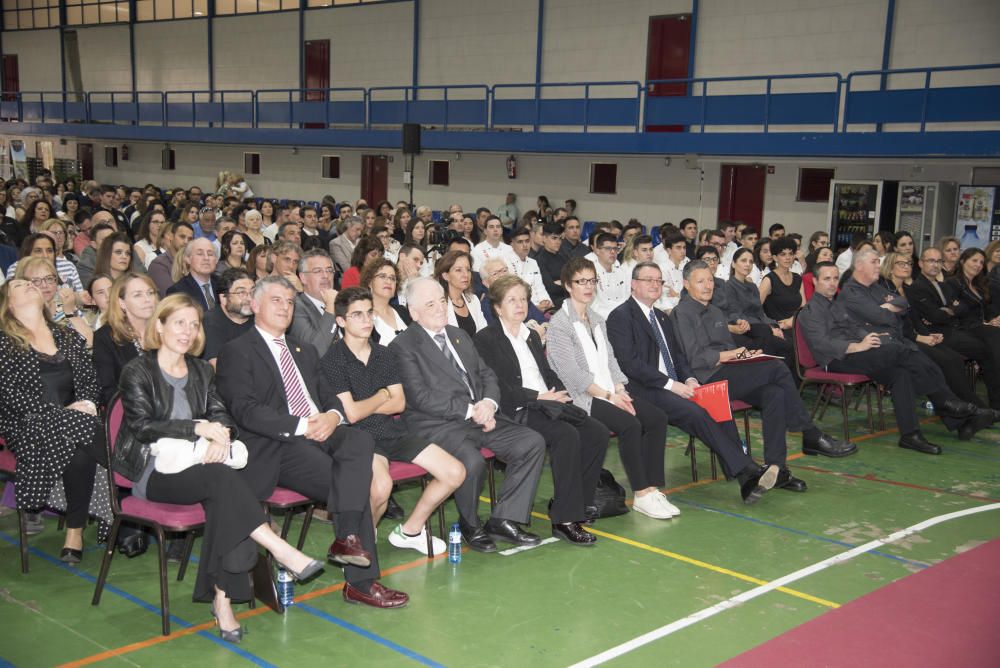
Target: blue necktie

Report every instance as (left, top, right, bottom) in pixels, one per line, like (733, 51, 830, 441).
(649, 309, 677, 381)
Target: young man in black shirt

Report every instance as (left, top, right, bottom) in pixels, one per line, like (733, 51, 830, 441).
(320, 287, 466, 556)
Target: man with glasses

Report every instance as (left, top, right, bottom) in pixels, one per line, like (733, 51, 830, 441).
(290, 250, 340, 356)
(672, 260, 857, 461)
(202, 268, 255, 366)
(606, 262, 791, 504)
(479, 257, 546, 327)
(591, 232, 630, 318)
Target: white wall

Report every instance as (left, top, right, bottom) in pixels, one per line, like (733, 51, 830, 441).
(305, 3, 414, 89)
(75, 25, 132, 92)
(214, 13, 298, 92)
(135, 20, 209, 92)
(420, 0, 537, 87)
(890, 0, 1000, 71)
(2, 29, 62, 91)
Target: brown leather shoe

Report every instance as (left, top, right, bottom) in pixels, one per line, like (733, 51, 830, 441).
(342, 581, 409, 609)
(327, 535, 372, 567)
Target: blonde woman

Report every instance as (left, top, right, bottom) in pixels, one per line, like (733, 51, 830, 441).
(14, 257, 92, 347)
(93, 272, 158, 406)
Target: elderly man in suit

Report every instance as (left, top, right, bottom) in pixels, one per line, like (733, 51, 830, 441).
(330, 216, 363, 273)
(288, 249, 340, 356)
(216, 276, 407, 609)
(166, 237, 221, 311)
(389, 277, 547, 553)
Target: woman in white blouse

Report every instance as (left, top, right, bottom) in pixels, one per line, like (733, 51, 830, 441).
(360, 257, 410, 346)
(434, 250, 487, 337)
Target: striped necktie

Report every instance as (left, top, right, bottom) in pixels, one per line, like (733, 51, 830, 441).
(273, 338, 312, 418)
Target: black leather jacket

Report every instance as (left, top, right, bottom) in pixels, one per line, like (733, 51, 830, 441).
(113, 353, 237, 481)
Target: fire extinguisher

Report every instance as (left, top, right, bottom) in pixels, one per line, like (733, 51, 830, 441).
(506, 155, 517, 179)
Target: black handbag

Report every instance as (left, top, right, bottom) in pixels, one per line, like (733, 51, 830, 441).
(523, 399, 589, 426)
(593, 469, 629, 518)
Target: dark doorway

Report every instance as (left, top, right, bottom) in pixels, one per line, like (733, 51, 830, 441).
(718, 164, 767, 233)
(303, 39, 330, 129)
(2, 55, 19, 101)
(77, 143, 94, 180)
(645, 14, 691, 132)
(361, 155, 388, 208)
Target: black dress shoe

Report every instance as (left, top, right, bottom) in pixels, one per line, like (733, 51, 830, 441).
(775, 469, 808, 492)
(958, 409, 995, 441)
(484, 518, 541, 547)
(899, 431, 942, 455)
(60, 547, 83, 564)
(935, 399, 977, 420)
(384, 494, 405, 521)
(552, 522, 596, 546)
(740, 464, 779, 505)
(459, 521, 497, 553)
(802, 433, 857, 458)
(581, 505, 599, 525)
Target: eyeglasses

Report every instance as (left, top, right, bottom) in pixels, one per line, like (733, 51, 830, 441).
(303, 267, 335, 276)
(735, 348, 753, 360)
(345, 310, 374, 322)
(894, 260, 913, 267)
(571, 278, 598, 286)
(374, 272, 397, 282)
(701, 256, 719, 264)
(597, 245, 618, 252)
(634, 277, 665, 286)
(30, 275, 58, 286)
(229, 288, 252, 298)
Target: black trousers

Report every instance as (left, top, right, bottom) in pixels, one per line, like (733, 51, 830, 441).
(266, 426, 380, 586)
(707, 360, 807, 466)
(147, 463, 265, 603)
(62, 427, 108, 529)
(828, 343, 960, 434)
(590, 395, 668, 492)
(638, 387, 754, 479)
(918, 341, 981, 406)
(943, 326, 1000, 409)
(735, 323, 795, 376)
(521, 410, 608, 524)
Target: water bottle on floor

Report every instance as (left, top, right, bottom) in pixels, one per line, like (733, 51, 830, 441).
(448, 523, 462, 564)
(924, 401, 935, 415)
(277, 567, 295, 607)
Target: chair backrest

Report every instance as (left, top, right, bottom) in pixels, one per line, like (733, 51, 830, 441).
(105, 393, 133, 490)
(792, 311, 818, 380)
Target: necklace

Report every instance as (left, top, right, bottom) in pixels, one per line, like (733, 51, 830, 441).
(451, 294, 466, 308)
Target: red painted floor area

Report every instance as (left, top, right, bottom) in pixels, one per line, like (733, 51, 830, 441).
(724, 537, 1000, 667)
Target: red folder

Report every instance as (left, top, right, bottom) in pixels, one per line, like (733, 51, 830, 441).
(691, 380, 732, 423)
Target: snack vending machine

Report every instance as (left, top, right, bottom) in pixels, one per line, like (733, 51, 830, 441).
(827, 180, 899, 251)
(895, 181, 957, 252)
(954, 185, 1000, 249)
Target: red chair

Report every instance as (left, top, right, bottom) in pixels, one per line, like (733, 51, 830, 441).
(265, 487, 316, 551)
(685, 400, 753, 482)
(792, 313, 884, 441)
(480, 447, 497, 510)
(388, 461, 447, 557)
(91, 394, 207, 636)
(0, 446, 28, 574)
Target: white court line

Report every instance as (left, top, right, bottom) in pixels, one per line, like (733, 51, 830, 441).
(570, 502, 1000, 667)
(498, 536, 559, 556)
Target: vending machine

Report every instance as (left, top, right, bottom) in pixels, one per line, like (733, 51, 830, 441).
(895, 181, 957, 252)
(954, 185, 1000, 249)
(827, 180, 899, 251)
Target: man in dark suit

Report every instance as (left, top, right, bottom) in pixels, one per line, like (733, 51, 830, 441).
(165, 237, 222, 311)
(288, 249, 340, 356)
(607, 262, 799, 504)
(216, 276, 407, 609)
(909, 246, 1000, 409)
(389, 277, 547, 553)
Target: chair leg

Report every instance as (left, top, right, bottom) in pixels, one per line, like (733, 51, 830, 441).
(742, 410, 752, 458)
(57, 515, 66, 531)
(92, 518, 122, 605)
(419, 478, 434, 558)
(865, 384, 875, 433)
(841, 386, 851, 443)
(176, 532, 196, 582)
(279, 508, 295, 541)
(154, 527, 171, 636)
(437, 496, 446, 540)
(686, 435, 698, 483)
(709, 449, 718, 481)
(17, 509, 29, 574)
(877, 387, 886, 431)
(486, 459, 496, 511)
(296, 506, 316, 552)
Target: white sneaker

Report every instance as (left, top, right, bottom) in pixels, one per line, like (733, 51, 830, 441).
(656, 492, 681, 517)
(632, 492, 673, 519)
(387, 524, 447, 556)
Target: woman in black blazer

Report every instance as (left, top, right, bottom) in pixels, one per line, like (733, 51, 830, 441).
(474, 275, 607, 546)
(115, 293, 323, 643)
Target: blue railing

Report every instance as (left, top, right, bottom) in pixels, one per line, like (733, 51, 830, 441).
(1, 64, 997, 134)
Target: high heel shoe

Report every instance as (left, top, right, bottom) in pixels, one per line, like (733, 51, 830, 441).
(210, 601, 244, 644)
(60, 547, 83, 564)
(284, 558, 324, 582)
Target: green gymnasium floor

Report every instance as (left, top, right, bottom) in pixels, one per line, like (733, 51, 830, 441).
(2, 397, 999, 667)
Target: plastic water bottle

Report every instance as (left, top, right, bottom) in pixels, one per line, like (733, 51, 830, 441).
(924, 401, 935, 416)
(448, 523, 462, 564)
(277, 567, 294, 607)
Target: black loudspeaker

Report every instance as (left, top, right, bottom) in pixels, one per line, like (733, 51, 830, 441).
(402, 123, 421, 154)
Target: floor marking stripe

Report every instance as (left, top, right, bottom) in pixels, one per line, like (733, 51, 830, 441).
(794, 465, 1000, 503)
(674, 499, 931, 569)
(523, 508, 838, 609)
(55, 550, 454, 667)
(498, 536, 559, 555)
(296, 604, 446, 667)
(569, 502, 1000, 667)
(0, 531, 275, 668)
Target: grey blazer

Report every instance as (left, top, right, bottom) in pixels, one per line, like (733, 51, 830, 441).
(546, 302, 627, 414)
(288, 292, 339, 357)
(328, 234, 355, 273)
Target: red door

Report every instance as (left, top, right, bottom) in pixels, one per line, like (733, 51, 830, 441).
(718, 164, 767, 232)
(361, 155, 388, 207)
(303, 39, 330, 129)
(77, 143, 94, 181)
(2, 55, 19, 103)
(645, 14, 691, 132)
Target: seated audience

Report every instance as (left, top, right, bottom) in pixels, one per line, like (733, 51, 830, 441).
(166, 237, 221, 312)
(802, 246, 834, 300)
(621, 233, 654, 278)
(479, 257, 545, 330)
(82, 273, 113, 331)
(389, 277, 546, 553)
(546, 258, 675, 519)
(654, 231, 689, 311)
(321, 287, 465, 556)
(559, 217, 589, 259)
(269, 240, 303, 291)
(201, 268, 255, 366)
(535, 222, 569, 308)
(504, 226, 553, 312)
(15, 257, 92, 347)
(148, 222, 194, 296)
(93, 273, 158, 405)
(938, 236, 961, 279)
(436, 250, 487, 336)
(341, 235, 384, 289)
(471, 215, 512, 272)
(330, 216, 363, 273)
(288, 250, 340, 356)
(724, 248, 792, 362)
(37, 220, 83, 291)
(133, 210, 165, 269)
(361, 258, 410, 345)
(215, 230, 247, 275)
(758, 237, 804, 330)
(94, 232, 134, 282)
(590, 232, 630, 319)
